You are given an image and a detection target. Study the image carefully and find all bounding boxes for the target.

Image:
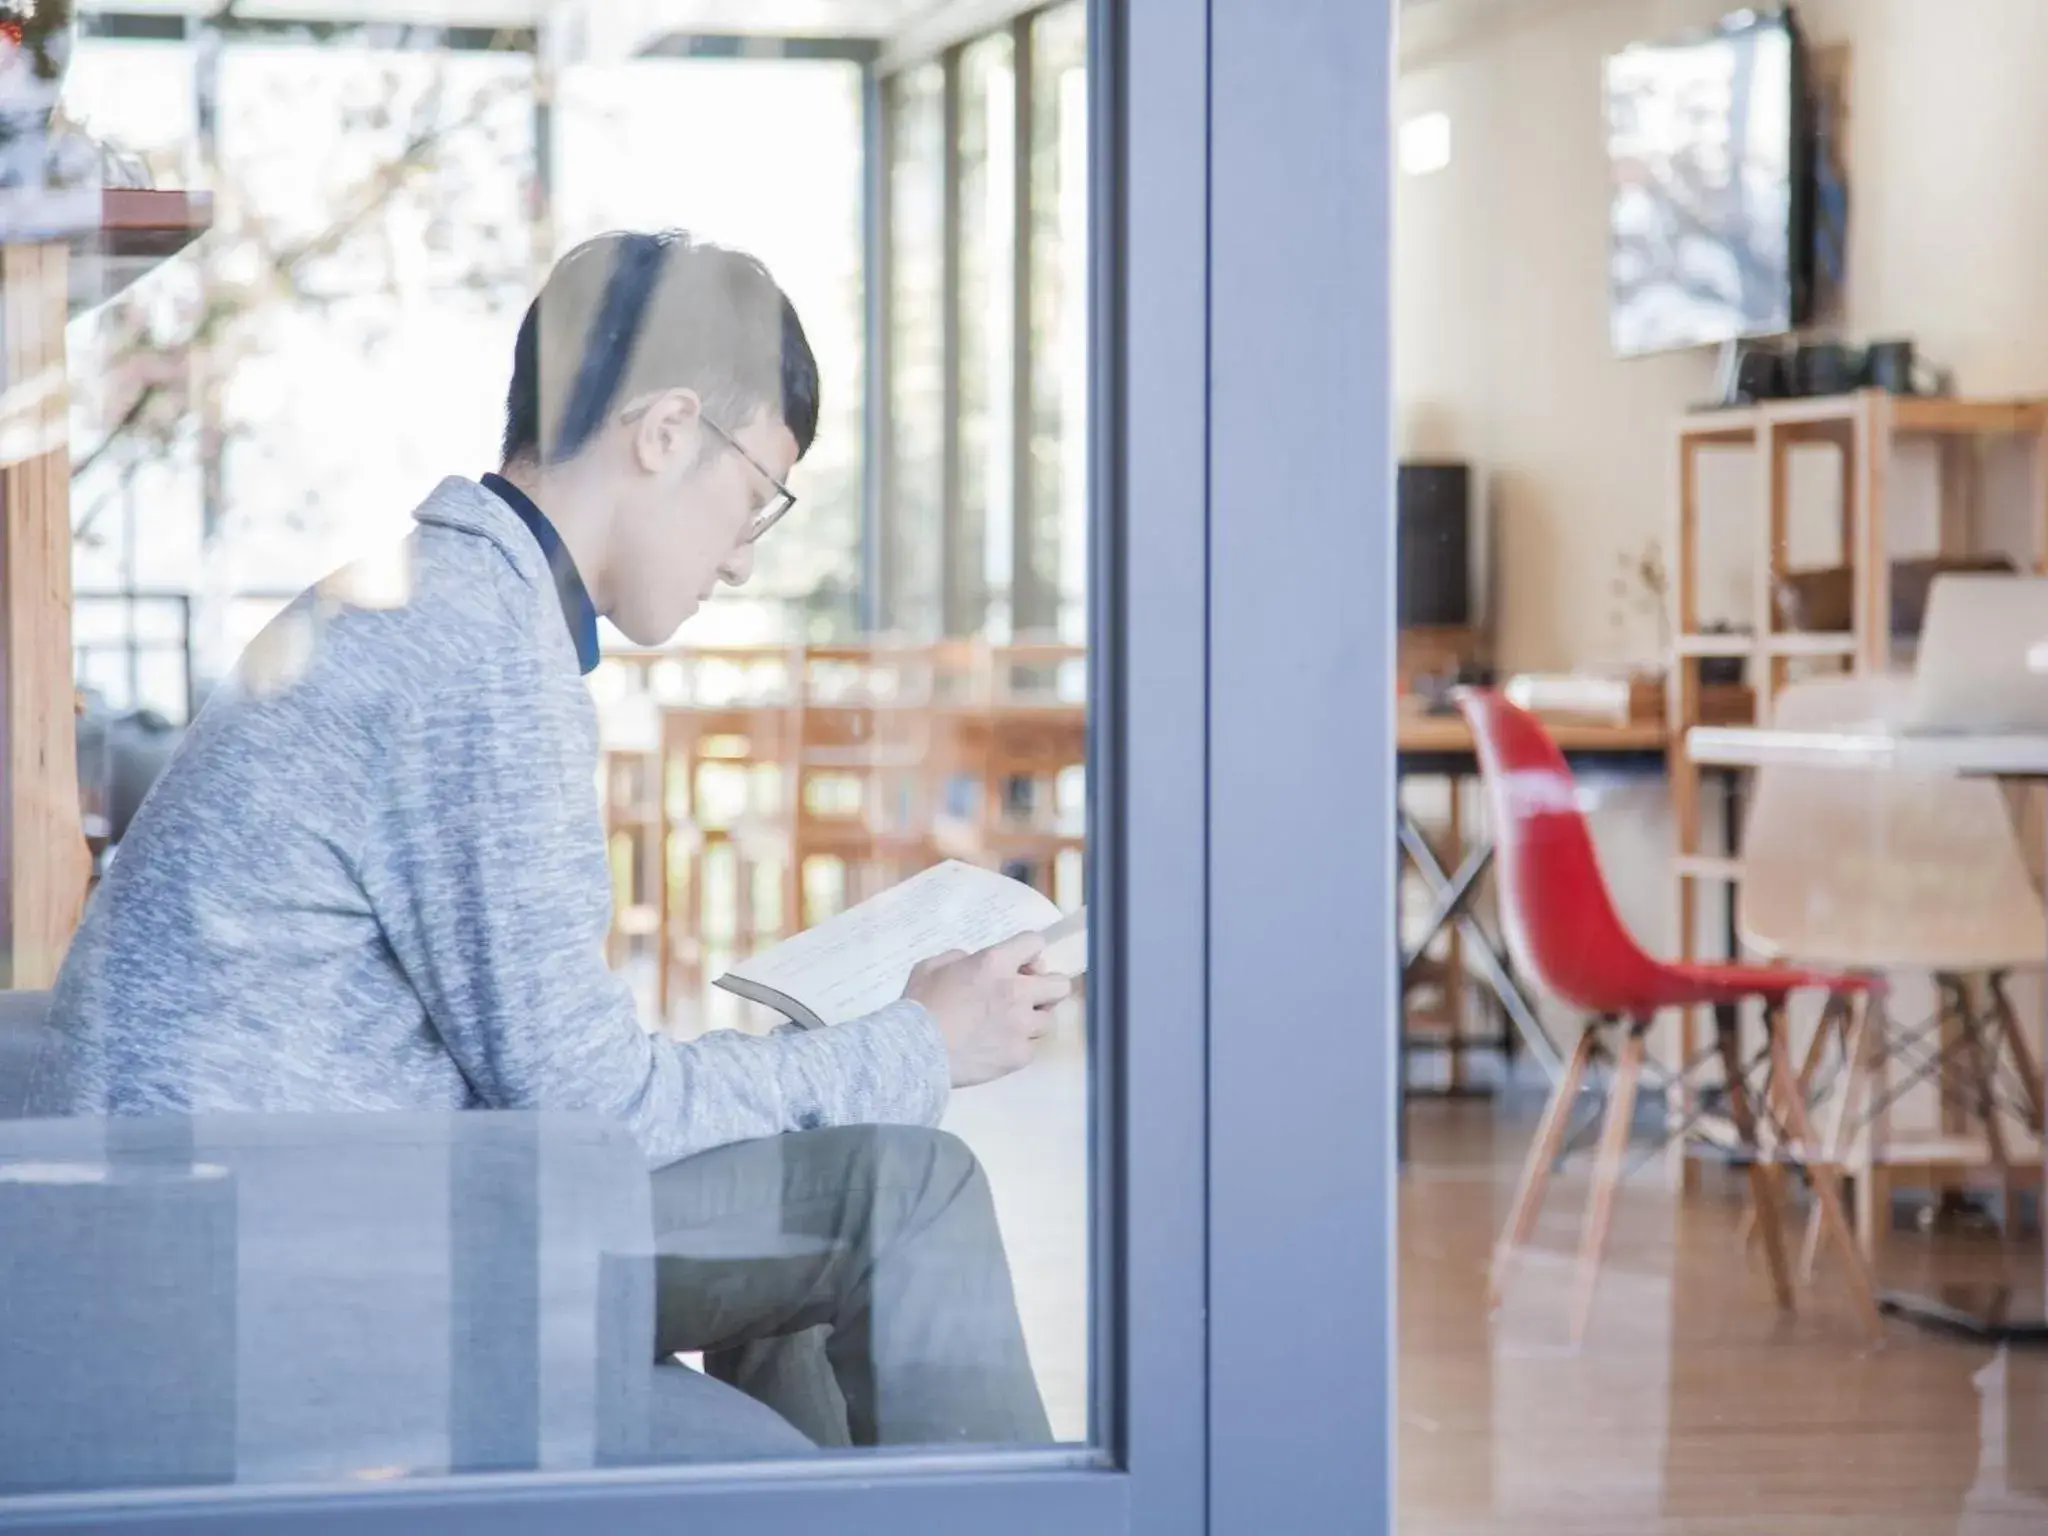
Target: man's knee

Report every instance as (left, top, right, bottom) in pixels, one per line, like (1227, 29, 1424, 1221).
(756, 1123, 992, 1230)
(859, 1124, 985, 1197)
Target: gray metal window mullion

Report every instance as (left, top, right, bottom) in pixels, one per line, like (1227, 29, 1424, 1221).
(122, 475, 140, 710)
(530, 29, 556, 278)
(194, 15, 224, 549)
(1009, 13, 1040, 636)
(939, 47, 966, 638)
(861, 63, 890, 636)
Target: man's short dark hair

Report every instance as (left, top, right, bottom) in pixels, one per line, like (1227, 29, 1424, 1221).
(501, 229, 820, 467)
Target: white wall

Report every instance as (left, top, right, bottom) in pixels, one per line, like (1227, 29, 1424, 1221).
(1396, 0, 2048, 672)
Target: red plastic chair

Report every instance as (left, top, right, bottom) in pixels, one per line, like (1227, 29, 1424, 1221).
(1453, 689, 1882, 1341)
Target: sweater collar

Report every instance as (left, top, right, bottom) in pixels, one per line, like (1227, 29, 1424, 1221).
(480, 472, 601, 675)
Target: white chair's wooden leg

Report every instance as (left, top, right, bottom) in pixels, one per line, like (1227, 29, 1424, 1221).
(1719, 1017, 1794, 1312)
(1770, 1017, 1883, 1339)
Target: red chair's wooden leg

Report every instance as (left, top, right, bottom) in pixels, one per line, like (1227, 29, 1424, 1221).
(1768, 1012, 1882, 1339)
(1717, 1017, 1794, 1312)
(1571, 1024, 1646, 1345)
(1490, 1026, 1599, 1311)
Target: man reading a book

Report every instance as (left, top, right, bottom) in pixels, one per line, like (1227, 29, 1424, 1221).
(35, 230, 1067, 1450)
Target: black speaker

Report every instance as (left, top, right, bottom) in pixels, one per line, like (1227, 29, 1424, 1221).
(1397, 462, 1471, 628)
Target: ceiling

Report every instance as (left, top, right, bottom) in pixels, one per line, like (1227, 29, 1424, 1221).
(83, 0, 975, 43)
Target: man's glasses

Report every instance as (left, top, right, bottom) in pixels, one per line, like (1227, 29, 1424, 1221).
(620, 398, 796, 545)
(698, 414, 797, 544)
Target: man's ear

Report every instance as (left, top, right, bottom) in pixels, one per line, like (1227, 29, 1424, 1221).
(630, 387, 703, 475)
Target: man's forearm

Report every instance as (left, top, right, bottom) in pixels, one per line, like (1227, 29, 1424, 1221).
(634, 1001, 950, 1168)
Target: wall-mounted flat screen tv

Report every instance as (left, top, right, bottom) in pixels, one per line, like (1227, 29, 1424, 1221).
(1606, 6, 1813, 357)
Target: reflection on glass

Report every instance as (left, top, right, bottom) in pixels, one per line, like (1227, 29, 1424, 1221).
(6, 1, 1094, 1504)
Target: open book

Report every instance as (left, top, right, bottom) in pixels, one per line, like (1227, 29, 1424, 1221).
(715, 861, 1088, 1031)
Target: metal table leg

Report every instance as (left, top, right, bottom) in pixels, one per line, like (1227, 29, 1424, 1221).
(1397, 812, 1566, 1166)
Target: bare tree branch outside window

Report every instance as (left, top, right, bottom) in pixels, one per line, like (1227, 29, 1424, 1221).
(69, 7, 535, 559)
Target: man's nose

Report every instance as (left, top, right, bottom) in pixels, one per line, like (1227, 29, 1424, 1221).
(719, 542, 756, 589)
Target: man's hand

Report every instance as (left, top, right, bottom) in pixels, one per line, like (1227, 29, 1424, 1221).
(904, 933, 1073, 1088)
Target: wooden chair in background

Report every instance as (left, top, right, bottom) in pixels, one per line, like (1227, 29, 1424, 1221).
(593, 654, 668, 976)
(595, 640, 1090, 1027)
(657, 700, 796, 1024)
(653, 646, 800, 1023)
(978, 644, 1088, 901)
(789, 643, 951, 929)
(600, 745, 663, 971)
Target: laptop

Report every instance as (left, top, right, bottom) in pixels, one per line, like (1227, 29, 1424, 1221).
(1904, 573, 2048, 735)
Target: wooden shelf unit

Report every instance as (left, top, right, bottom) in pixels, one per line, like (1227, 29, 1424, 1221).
(2, 190, 212, 990)
(1666, 390, 2048, 1166)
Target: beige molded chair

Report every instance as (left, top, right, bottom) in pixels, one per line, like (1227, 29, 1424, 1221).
(1739, 673, 2047, 1258)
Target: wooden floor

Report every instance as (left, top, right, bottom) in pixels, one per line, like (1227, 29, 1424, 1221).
(659, 984, 2048, 1521)
(1401, 1099, 2048, 1535)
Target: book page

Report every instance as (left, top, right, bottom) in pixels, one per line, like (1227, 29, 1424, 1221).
(718, 862, 1065, 1026)
(1039, 907, 1088, 977)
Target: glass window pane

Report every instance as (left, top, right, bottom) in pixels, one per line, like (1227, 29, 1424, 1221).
(16, 2, 1098, 1504)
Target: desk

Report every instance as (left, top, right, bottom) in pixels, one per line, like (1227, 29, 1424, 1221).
(1399, 713, 1667, 761)
(1686, 723, 2048, 1341)
(1690, 726, 2048, 777)
(1396, 711, 1668, 1159)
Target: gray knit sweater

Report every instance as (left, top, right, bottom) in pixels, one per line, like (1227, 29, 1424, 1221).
(32, 477, 950, 1164)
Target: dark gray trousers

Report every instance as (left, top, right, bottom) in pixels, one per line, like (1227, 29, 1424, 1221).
(649, 1124, 1052, 1448)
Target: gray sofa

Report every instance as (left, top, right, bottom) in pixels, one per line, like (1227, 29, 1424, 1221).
(0, 991, 807, 1497)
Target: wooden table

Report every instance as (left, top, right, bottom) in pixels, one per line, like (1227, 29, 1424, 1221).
(1395, 708, 1669, 1159)
(1687, 722, 2048, 1341)
(1398, 712, 1667, 760)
